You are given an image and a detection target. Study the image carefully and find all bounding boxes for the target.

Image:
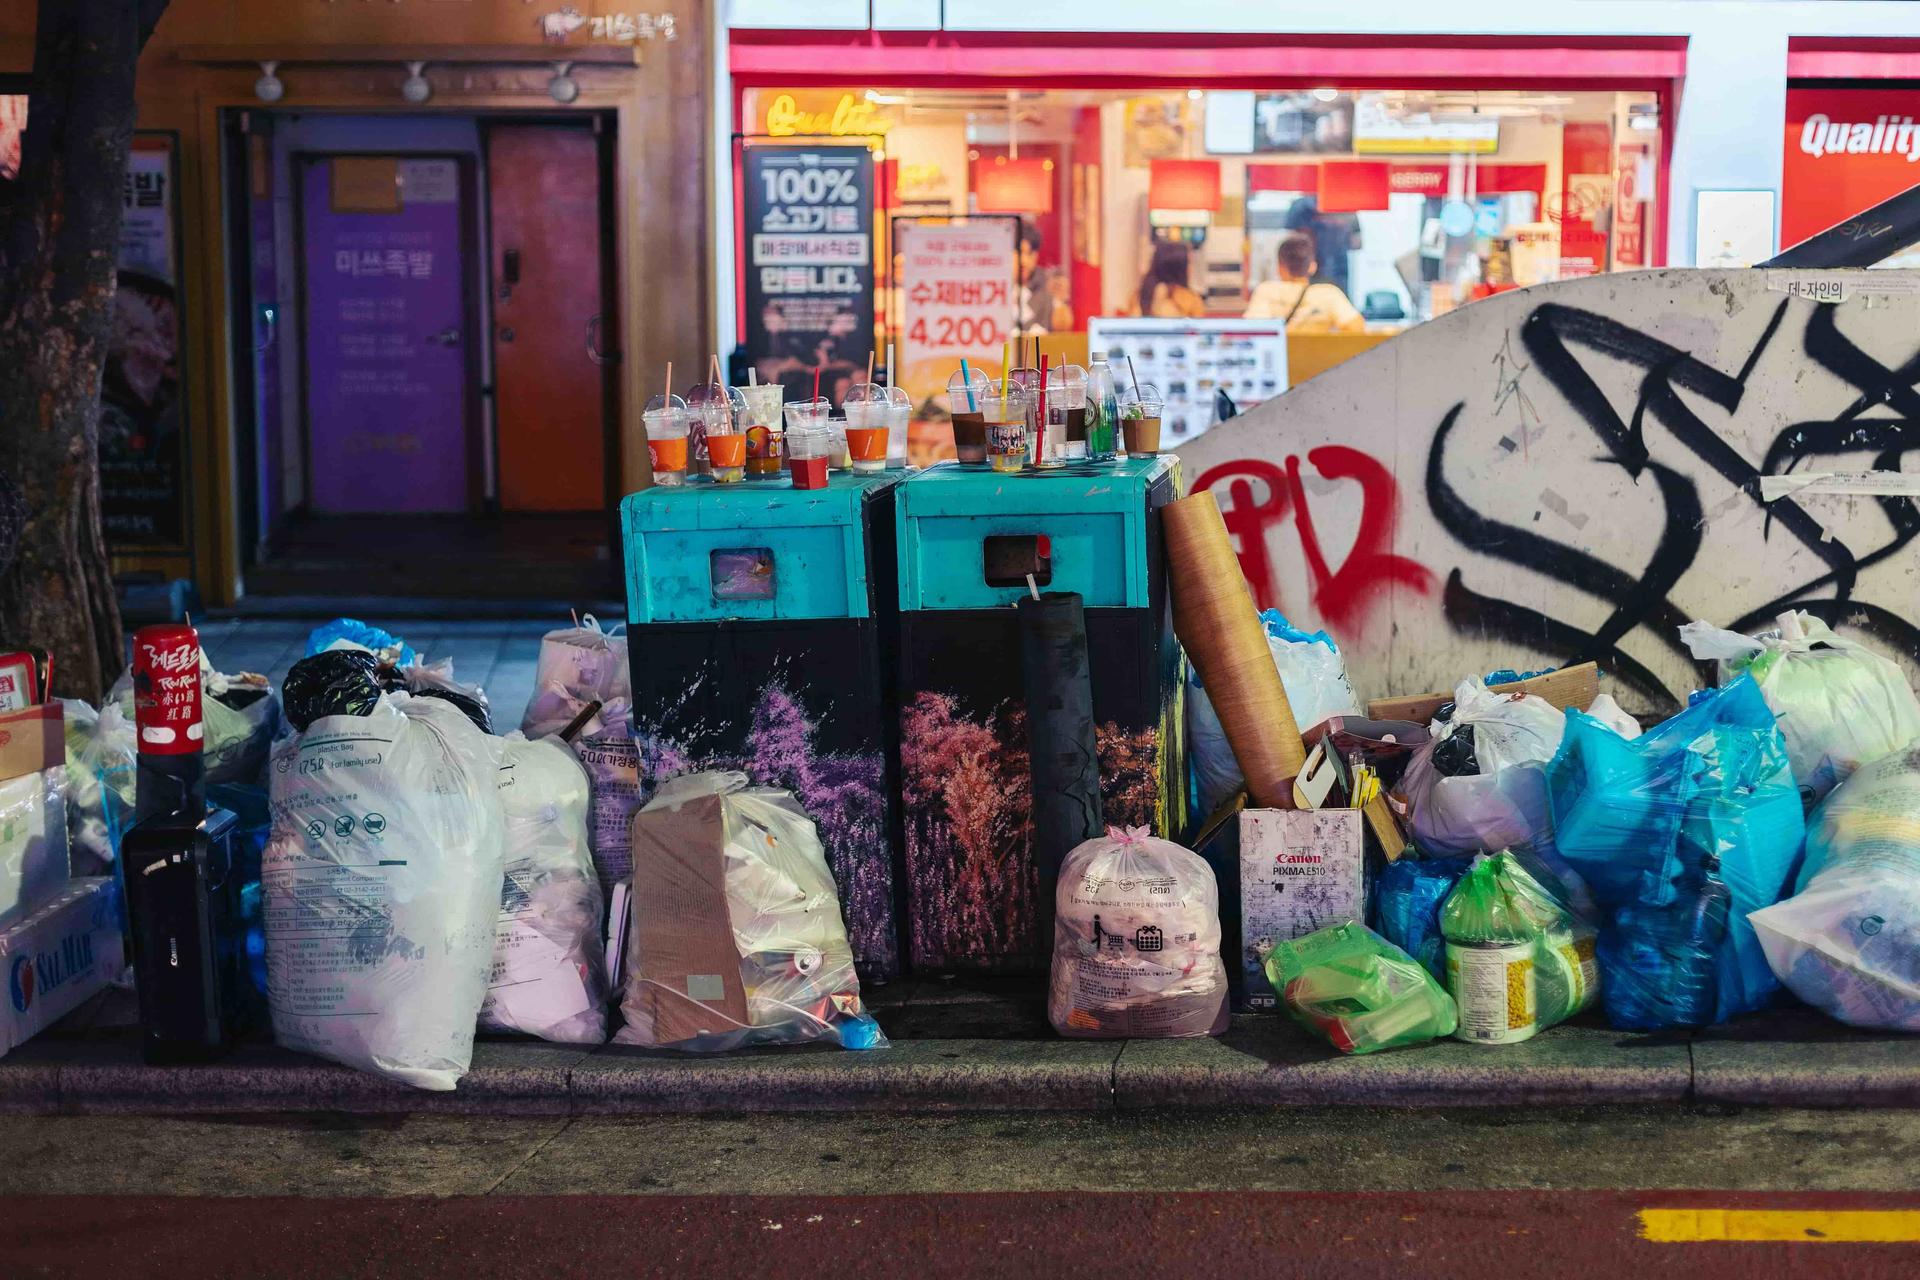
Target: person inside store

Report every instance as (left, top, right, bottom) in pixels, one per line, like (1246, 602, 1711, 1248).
(1244, 232, 1366, 333)
(1123, 240, 1208, 319)
(1017, 220, 1073, 333)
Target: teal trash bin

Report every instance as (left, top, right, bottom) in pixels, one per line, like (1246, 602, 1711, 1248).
(895, 457, 1188, 974)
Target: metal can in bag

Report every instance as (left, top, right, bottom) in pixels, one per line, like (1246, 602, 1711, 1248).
(1447, 939, 1538, 1045)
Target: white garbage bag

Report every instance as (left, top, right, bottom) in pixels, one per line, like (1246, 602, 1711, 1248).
(521, 615, 631, 739)
(1189, 611, 1360, 816)
(1681, 611, 1920, 802)
(1049, 825, 1229, 1038)
(616, 771, 885, 1053)
(265, 692, 506, 1090)
(1750, 743, 1920, 1031)
(483, 733, 608, 1043)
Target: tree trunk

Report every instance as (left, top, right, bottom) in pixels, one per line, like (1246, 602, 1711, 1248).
(0, 0, 169, 700)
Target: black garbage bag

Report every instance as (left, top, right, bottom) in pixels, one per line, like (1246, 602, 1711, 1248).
(282, 649, 384, 731)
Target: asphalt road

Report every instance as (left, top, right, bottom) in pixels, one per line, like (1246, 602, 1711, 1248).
(3, 1106, 1918, 1277)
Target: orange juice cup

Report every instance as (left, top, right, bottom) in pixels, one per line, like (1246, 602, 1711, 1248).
(644, 403, 689, 486)
(706, 428, 747, 482)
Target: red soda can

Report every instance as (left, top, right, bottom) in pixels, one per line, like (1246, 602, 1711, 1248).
(131, 623, 204, 755)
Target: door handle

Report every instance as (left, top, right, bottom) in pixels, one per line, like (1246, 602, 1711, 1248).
(586, 314, 620, 366)
(431, 327, 461, 347)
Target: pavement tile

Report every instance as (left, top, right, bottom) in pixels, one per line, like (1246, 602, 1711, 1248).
(1691, 1005, 1920, 1106)
(48, 1035, 592, 1116)
(570, 1037, 1122, 1114)
(1113, 1013, 1693, 1109)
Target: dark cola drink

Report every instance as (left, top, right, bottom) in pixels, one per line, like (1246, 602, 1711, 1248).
(120, 623, 249, 1062)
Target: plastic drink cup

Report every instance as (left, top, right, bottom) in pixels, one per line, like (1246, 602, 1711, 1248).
(826, 420, 852, 470)
(1122, 386, 1164, 455)
(947, 368, 990, 464)
(738, 384, 786, 477)
(842, 386, 890, 474)
(643, 396, 689, 486)
(1047, 365, 1088, 464)
(982, 389, 1028, 473)
(884, 386, 912, 466)
(785, 421, 830, 490)
(706, 424, 747, 482)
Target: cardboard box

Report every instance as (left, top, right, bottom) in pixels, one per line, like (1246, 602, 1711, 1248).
(0, 877, 124, 1058)
(0, 704, 63, 786)
(1238, 808, 1364, 1008)
(626, 791, 752, 1045)
(1365, 662, 1600, 726)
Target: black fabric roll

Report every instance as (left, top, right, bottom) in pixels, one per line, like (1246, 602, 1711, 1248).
(1018, 591, 1104, 935)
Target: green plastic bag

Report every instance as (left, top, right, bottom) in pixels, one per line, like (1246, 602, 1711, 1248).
(1440, 851, 1599, 1045)
(1265, 922, 1457, 1055)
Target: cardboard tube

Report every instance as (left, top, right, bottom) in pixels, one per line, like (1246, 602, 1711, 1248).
(1163, 490, 1306, 808)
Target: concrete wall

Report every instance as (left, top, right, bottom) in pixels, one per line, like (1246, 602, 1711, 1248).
(1172, 267, 1920, 715)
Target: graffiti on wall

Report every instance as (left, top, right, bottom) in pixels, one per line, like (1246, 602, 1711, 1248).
(1179, 269, 1920, 714)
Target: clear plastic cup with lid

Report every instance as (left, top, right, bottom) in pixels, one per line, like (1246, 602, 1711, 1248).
(946, 367, 992, 465)
(688, 382, 748, 483)
(841, 384, 890, 474)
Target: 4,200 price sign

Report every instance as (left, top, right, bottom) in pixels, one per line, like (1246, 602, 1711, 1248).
(895, 219, 1019, 412)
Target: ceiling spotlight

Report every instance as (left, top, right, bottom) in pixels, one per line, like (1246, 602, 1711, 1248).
(548, 61, 579, 104)
(401, 61, 431, 104)
(254, 60, 283, 103)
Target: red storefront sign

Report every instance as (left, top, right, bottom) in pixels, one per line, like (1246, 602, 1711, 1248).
(1783, 86, 1920, 249)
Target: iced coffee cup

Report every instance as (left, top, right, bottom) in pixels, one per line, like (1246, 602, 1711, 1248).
(842, 385, 889, 474)
(1121, 385, 1164, 456)
(947, 368, 991, 465)
(643, 394, 690, 486)
(738, 383, 786, 478)
(1047, 364, 1088, 463)
(981, 388, 1029, 473)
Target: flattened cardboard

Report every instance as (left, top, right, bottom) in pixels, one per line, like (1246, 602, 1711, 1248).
(0, 704, 63, 785)
(626, 792, 750, 1045)
(1365, 661, 1600, 726)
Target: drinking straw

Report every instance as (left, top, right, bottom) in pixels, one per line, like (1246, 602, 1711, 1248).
(1036, 352, 1049, 463)
(959, 358, 977, 412)
(663, 362, 672, 404)
(1002, 338, 1011, 380)
(1126, 355, 1142, 401)
(748, 366, 758, 386)
(812, 364, 822, 404)
(866, 348, 875, 387)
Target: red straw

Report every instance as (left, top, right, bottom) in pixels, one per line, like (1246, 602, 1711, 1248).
(812, 365, 822, 404)
(1036, 352, 1049, 465)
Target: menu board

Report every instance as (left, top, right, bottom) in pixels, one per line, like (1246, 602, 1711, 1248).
(1086, 318, 1289, 448)
(100, 133, 189, 549)
(741, 144, 875, 403)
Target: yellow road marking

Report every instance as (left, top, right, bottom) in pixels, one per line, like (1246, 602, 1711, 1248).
(1640, 1209, 1920, 1243)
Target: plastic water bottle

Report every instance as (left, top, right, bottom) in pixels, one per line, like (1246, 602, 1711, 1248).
(1086, 355, 1120, 461)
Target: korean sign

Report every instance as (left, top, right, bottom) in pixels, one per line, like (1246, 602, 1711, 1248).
(742, 145, 875, 403)
(894, 219, 1017, 412)
(100, 134, 189, 550)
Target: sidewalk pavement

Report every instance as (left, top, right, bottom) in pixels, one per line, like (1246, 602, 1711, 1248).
(3, 979, 1915, 1117)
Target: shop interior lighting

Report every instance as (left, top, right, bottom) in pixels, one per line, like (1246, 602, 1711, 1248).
(401, 61, 432, 104)
(548, 61, 579, 104)
(254, 60, 283, 103)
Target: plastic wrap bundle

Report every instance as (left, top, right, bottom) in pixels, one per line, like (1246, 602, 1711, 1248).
(1049, 826, 1228, 1039)
(1750, 744, 1920, 1030)
(1188, 610, 1360, 815)
(60, 699, 135, 870)
(0, 762, 69, 929)
(265, 688, 506, 1090)
(1265, 921, 1457, 1054)
(1547, 676, 1805, 1029)
(521, 616, 632, 739)
(1373, 855, 1472, 984)
(483, 734, 608, 1043)
(1439, 851, 1600, 1044)
(572, 700, 642, 903)
(1681, 612, 1920, 803)
(616, 772, 885, 1053)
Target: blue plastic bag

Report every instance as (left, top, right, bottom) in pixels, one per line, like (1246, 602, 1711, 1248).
(1373, 856, 1471, 984)
(1547, 676, 1805, 1028)
(304, 618, 417, 668)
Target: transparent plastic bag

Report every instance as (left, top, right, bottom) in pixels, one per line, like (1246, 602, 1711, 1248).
(265, 693, 507, 1090)
(60, 698, 135, 871)
(616, 771, 884, 1053)
(111, 657, 282, 786)
(0, 764, 70, 930)
(304, 618, 417, 668)
(1547, 676, 1805, 1029)
(1440, 851, 1600, 1043)
(520, 615, 632, 739)
(1681, 611, 1920, 803)
(390, 659, 491, 735)
(1188, 610, 1360, 816)
(1264, 921, 1457, 1054)
(1049, 825, 1229, 1039)
(573, 699, 642, 903)
(1749, 744, 1920, 1030)
(484, 734, 608, 1043)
